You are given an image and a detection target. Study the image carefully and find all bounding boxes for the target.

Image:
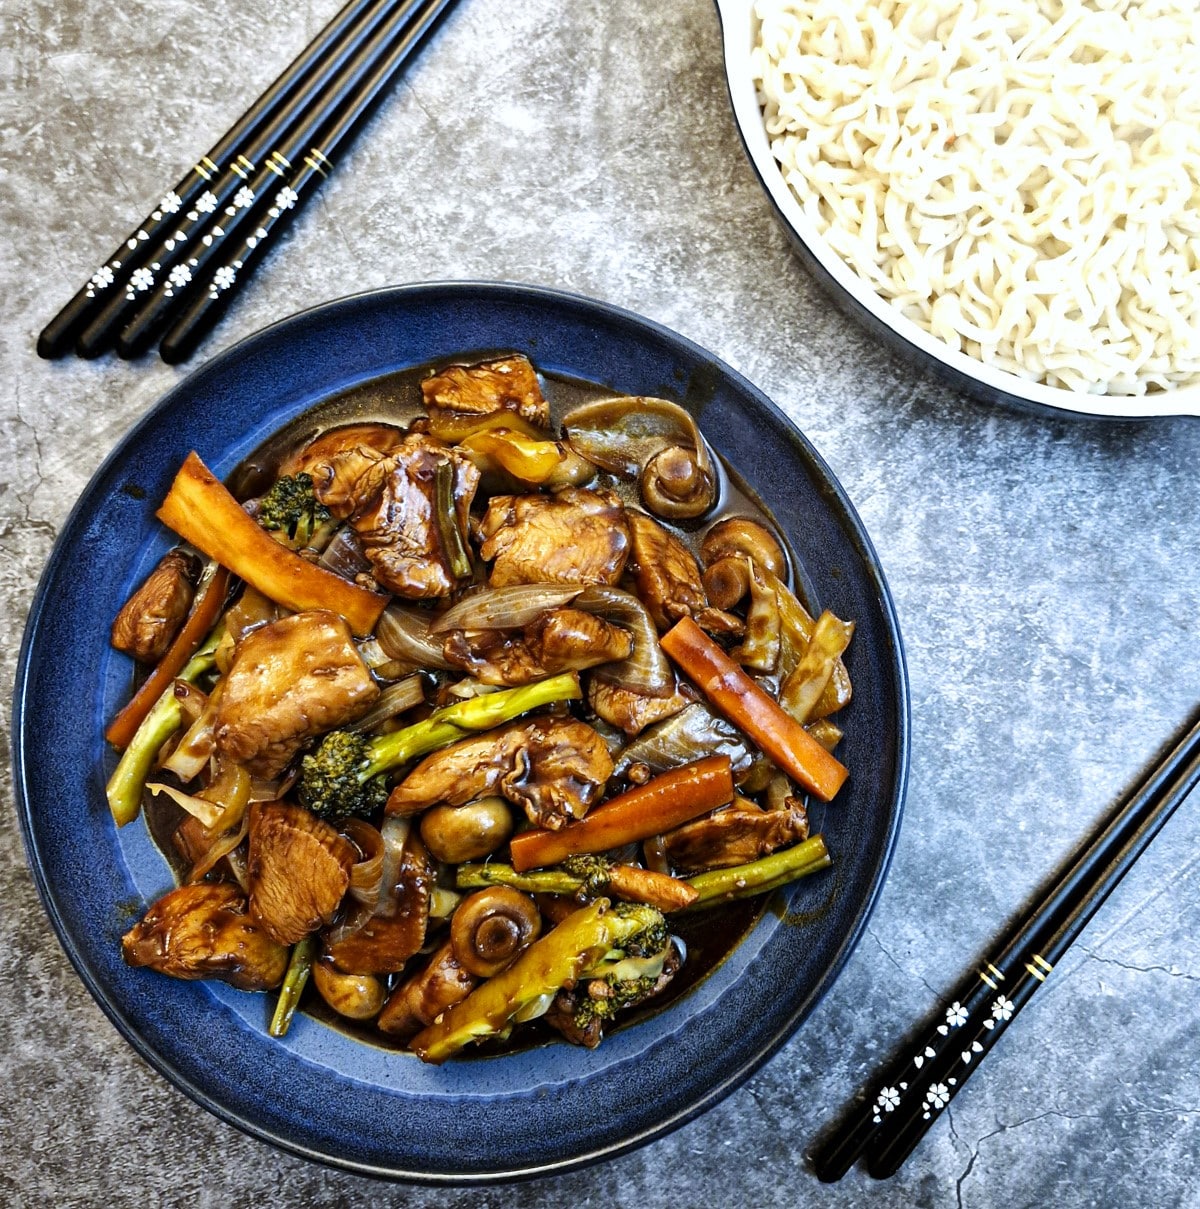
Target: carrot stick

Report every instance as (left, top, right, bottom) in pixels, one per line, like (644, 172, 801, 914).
(660, 617, 848, 802)
(509, 755, 734, 871)
(607, 864, 699, 911)
(156, 452, 386, 636)
(105, 565, 230, 750)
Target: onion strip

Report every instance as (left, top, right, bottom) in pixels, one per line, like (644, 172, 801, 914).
(429, 584, 583, 633)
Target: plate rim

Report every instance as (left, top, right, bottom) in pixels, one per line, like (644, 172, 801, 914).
(14, 279, 910, 1182)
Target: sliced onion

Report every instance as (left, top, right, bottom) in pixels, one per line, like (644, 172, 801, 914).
(160, 681, 222, 781)
(376, 604, 456, 669)
(343, 819, 385, 905)
(428, 584, 583, 633)
(186, 816, 250, 884)
(172, 680, 209, 724)
(573, 585, 673, 697)
(146, 781, 224, 829)
(613, 702, 753, 778)
(323, 897, 376, 948)
(377, 815, 411, 914)
(430, 887, 463, 919)
(198, 762, 252, 833)
(318, 526, 372, 581)
(224, 585, 278, 644)
(248, 776, 283, 802)
(731, 558, 781, 673)
(563, 396, 717, 518)
(444, 679, 502, 700)
(347, 676, 426, 733)
(512, 990, 557, 1023)
(222, 842, 250, 893)
(324, 816, 411, 945)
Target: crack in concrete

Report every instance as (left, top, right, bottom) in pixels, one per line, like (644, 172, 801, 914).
(1083, 848, 1200, 951)
(866, 924, 942, 1002)
(744, 1083, 783, 1134)
(954, 1106, 1200, 1205)
(1077, 946, 1200, 984)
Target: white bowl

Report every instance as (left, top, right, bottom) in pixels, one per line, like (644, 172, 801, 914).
(715, 0, 1200, 420)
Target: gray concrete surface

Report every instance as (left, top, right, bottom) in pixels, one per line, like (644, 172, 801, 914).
(3, 0, 1199, 1205)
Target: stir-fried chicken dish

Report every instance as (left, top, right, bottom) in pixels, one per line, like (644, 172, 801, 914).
(106, 353, 855, 1061)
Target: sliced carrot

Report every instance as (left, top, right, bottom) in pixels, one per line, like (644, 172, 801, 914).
(509, 755, 734, 871)
(105, 565, 230, 750)
(660, 616, 848, 802)
(607, 864, 699, 911)
(155, 452, 386, 636)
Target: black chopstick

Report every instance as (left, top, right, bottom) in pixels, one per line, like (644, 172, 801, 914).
(38, 0, 387, 360)
(158, 0, 457, 364)
(76, 0, 419, 359)
(812, 705, 1200, 1182)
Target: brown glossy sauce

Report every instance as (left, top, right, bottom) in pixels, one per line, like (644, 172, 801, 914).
(145, 354, 812, 1055)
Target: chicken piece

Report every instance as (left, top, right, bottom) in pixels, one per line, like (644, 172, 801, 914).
(325, 832, 434, 975)
(122, 881, 289, 991)
(111, 548, 201, 663)
(421, 354, 550, 429)
(443, 607, 633, 686)
(588, 677, 691, 737)
(279, 422, 407, 519)
(626, 511, 708, 631)
(661, 800, 809, 873)
(377, 939, 477, 1040)
(479, 488, 630, 588)
(386, 716, 613, 830)
(247, 801, 356, 945)
(214, 610, 379, 778)
(351, 439, 480, 598)
(626, 510, 742, 635)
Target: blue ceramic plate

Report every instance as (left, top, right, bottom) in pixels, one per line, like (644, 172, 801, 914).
(14, 282, 908, 1182)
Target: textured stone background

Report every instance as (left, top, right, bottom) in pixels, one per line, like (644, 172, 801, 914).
(3, 0, 1200, 1205)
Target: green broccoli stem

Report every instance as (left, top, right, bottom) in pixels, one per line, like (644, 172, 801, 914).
(685, 834, 831, 907)
(456, 863, 585, 896)
(269, 936, 316, 1038)
(359, 672, 582, 781)
(104, 626, 224, 827)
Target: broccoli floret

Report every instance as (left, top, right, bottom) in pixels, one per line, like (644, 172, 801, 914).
(256, 473, 333, 546)
(561, 854, 613, 897)
(297, 672, 585, 822)
(297, 729, 389, 822)
(573, 904, 673, 1031)
(574, 973, 661, 1028)
(612, 901, 668, 958)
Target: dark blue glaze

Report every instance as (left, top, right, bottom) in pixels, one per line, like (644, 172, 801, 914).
(14, 282, 909, 1182)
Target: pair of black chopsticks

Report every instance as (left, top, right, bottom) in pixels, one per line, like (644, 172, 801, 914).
(813, 705, 1200, 1180)
(38, 0, 456, 365)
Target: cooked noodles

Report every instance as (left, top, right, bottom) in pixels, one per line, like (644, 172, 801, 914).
(751, 0, 1200, 395)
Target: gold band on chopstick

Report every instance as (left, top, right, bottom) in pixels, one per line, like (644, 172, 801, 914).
(978, 961, 1006, 989)
(194, 158, 214, 181)
(230, 154, 256, 180)
(267, 150, 292, 177)
(1032, 953, 1053, 972)
(304, 147, 333, 177)
(1025, 962, 1047, 982)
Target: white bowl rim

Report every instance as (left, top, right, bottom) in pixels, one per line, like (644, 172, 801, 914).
(715, 0, 1200, 420)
